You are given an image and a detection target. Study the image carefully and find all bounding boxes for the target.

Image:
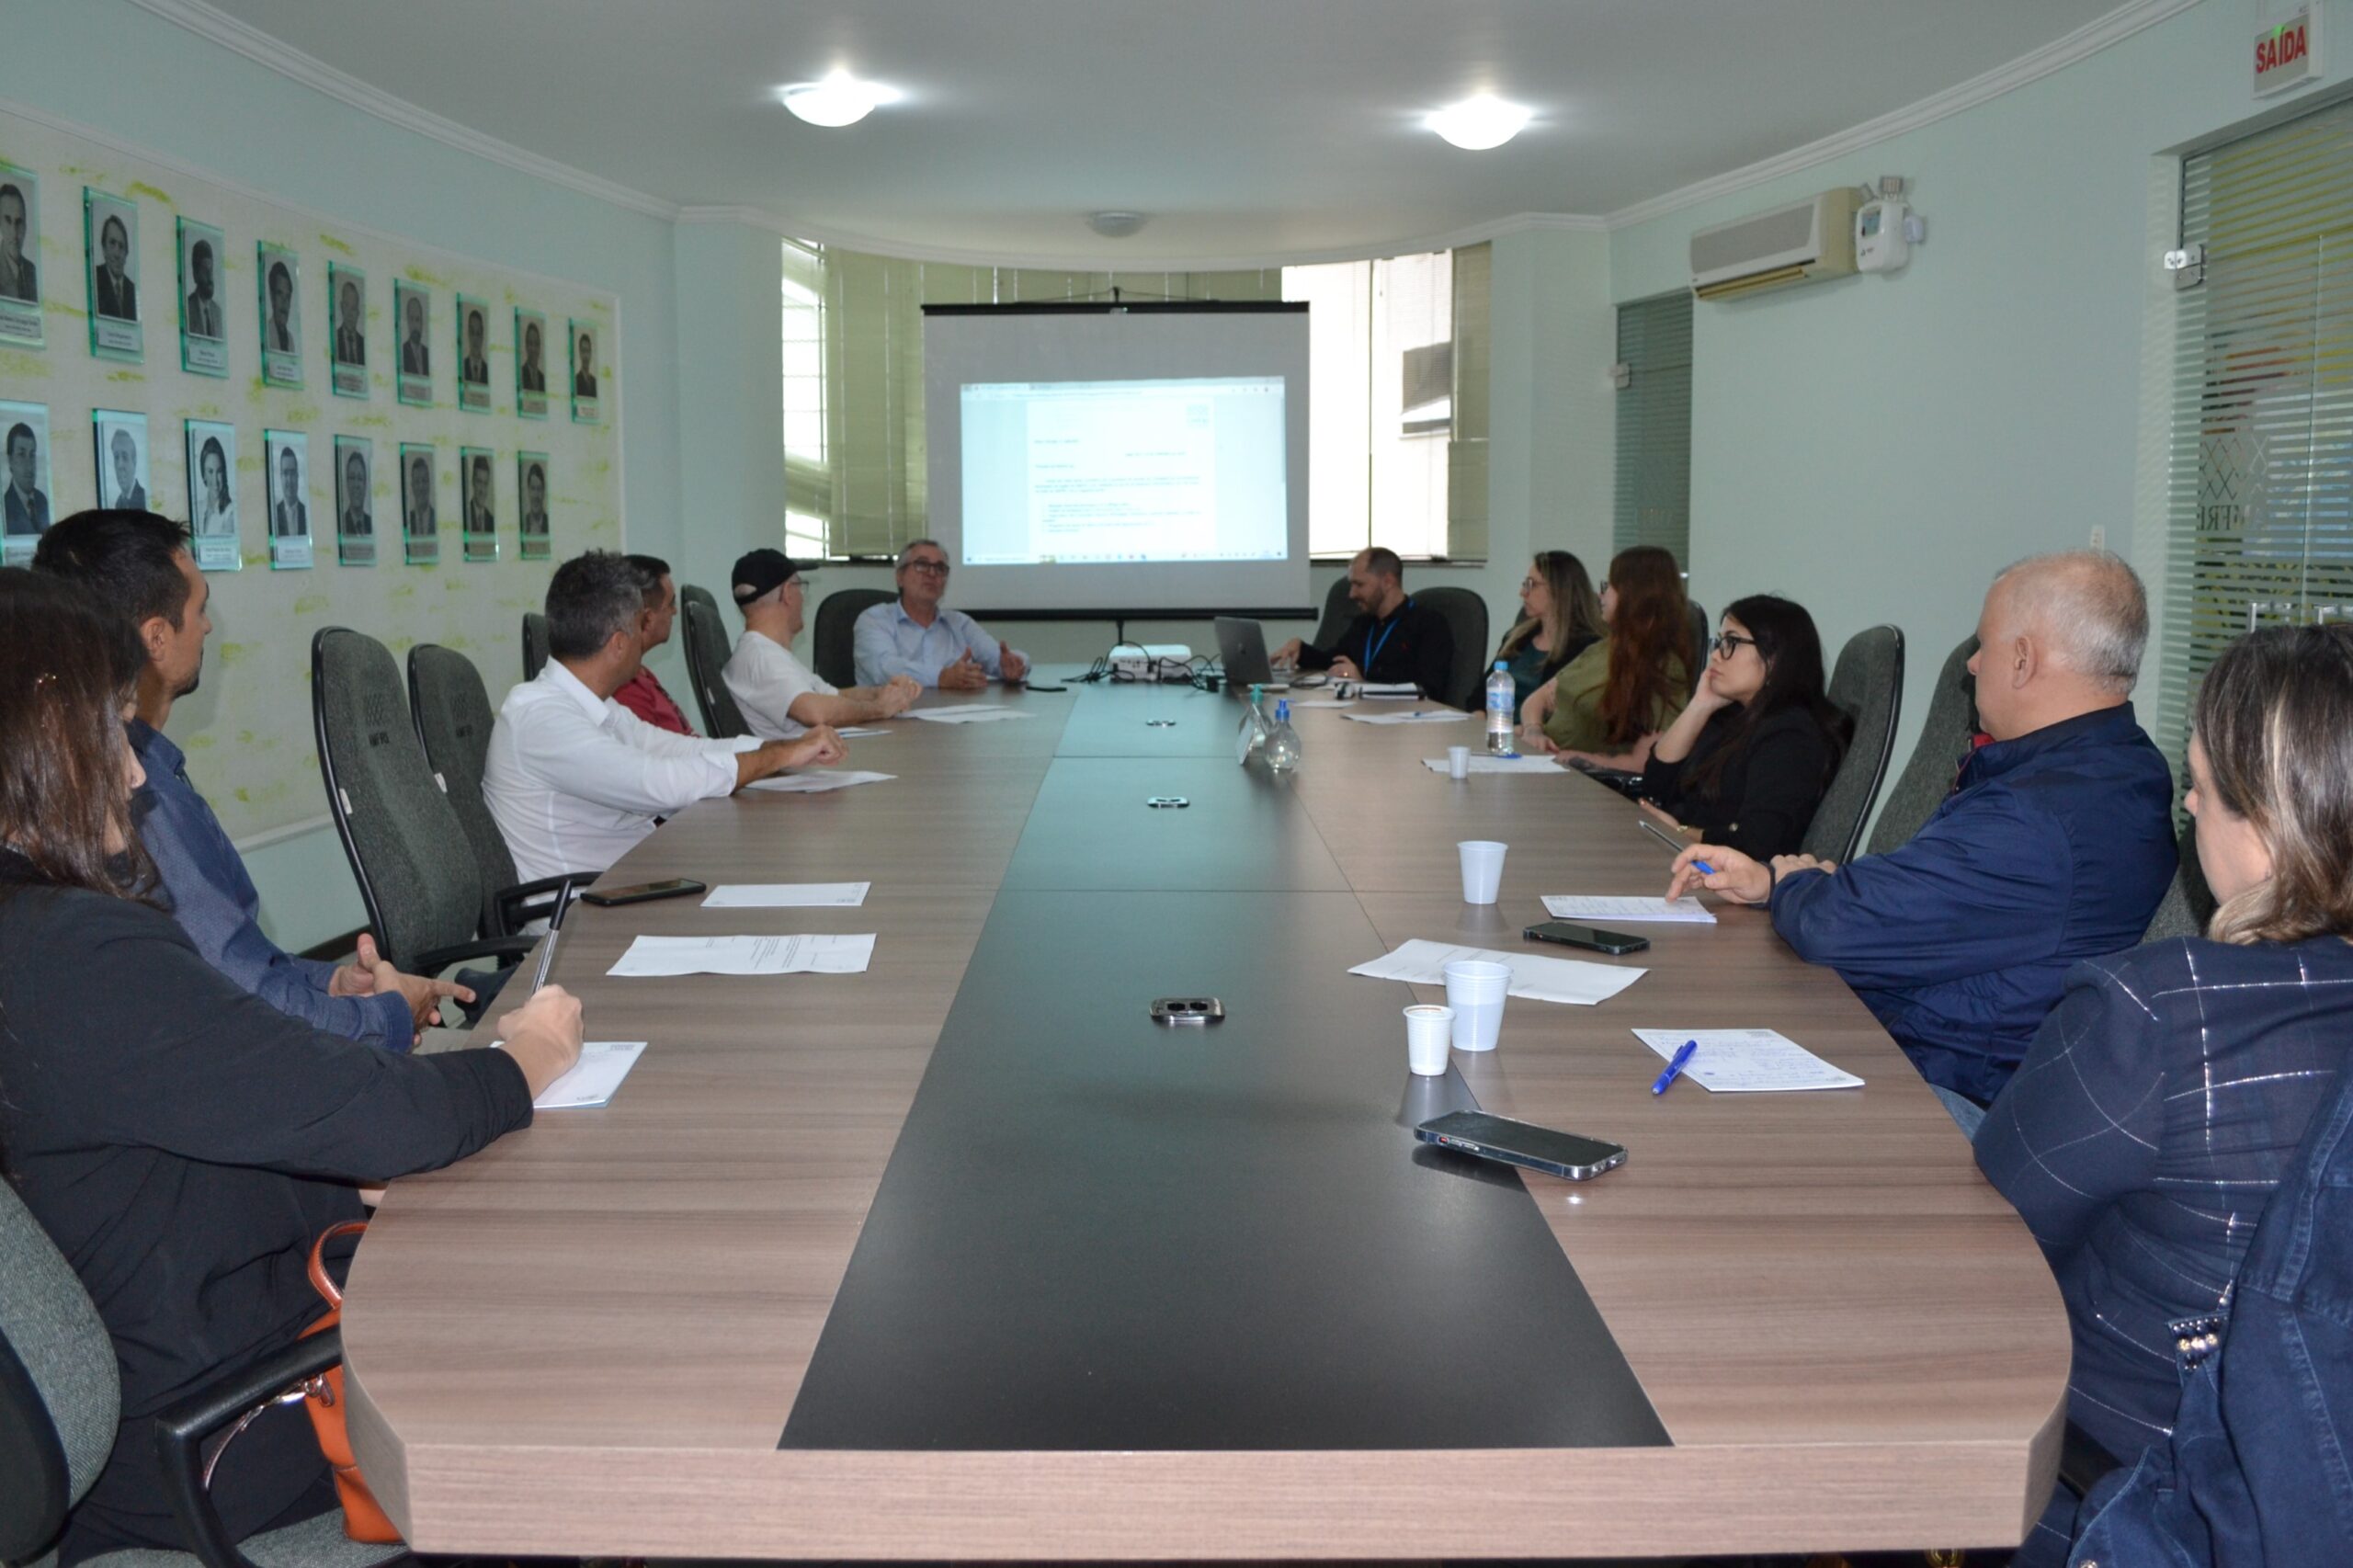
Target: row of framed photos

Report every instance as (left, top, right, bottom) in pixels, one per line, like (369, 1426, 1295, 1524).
(0, 164, 605, 422)
(0, 399, 552, 571)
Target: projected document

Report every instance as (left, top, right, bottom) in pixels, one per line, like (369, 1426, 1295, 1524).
(961, 378, 1286, 566)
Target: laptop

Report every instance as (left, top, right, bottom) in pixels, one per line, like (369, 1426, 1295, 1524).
(1213, 616, 1290, 694)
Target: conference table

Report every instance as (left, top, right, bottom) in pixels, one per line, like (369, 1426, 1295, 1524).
(343, 676, 2069, 1562)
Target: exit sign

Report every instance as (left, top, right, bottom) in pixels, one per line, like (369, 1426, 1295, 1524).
(2254, 7, 2320, 97)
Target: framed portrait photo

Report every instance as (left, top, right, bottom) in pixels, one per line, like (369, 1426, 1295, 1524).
(400, 442, 439, 566)
(334, 434, 375, 567)
(91, 410, 151, 512)
(517, 452, 551, 561)
(256, 242, 302, 388)
(84, 188, 142, 361)
(568, 318, 601, 423)
(0, 165, 44, 348)
(455, 294, 492, 414)
(1, 400, 54, 567)
(515, 308, 549, 419)
(393, 279, 431, 406)
(184, 419, 241, 572)
(327, 263, 368, 398)
(265, 428, 313, 570)
(176, 217, 229, 376)
(460, 446, 498, 562)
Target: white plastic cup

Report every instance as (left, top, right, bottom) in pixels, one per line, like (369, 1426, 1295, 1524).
(1442, 960, 1511, 1052)
(1457, 839, 1506, 903)
(1447, 744, 1471, 780)
(1404, 1004, 1454, 1074)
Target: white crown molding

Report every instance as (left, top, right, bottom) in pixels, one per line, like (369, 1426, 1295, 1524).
(123, 0, 681, 222)
(1602, 0, 2209, 230)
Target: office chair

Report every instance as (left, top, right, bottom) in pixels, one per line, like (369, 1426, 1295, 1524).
(1865, 635, 1980, 856)
(1684, 598, 1711, 695)
(405, 644, 576, 937)
(676, 585, 749, 738)
(1413, 585, 1490, 710)
(812, 587, 895, 688)
(1310, 575, 1355, 653)
(2143, 819, 2218, 943)
(520, 612, 550, 681)
(1800, 624, 1904, 864)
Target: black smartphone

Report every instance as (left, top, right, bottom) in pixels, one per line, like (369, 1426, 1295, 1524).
(578, 878, 707, 907)
(1022, 681, 1068, 693)
(1415, 1111, 1627, 1181)
(1523, 919, 1650, 956)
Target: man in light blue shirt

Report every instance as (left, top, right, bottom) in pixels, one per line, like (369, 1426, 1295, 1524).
(853, 538, 1029, 691)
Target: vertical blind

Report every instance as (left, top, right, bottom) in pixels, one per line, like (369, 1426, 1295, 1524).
(1612, 290, 1695, 565)
(2158, 97, 2353, 769)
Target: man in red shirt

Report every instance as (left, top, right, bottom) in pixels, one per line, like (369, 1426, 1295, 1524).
(612, 553, 697, 735)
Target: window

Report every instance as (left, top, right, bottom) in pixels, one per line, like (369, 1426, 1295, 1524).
(780, 242, 827, 561)
(1612, 291, 1694, 567)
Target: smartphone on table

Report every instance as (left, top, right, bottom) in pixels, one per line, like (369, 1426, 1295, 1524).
(578, 878, 706, 907)
(1523, 920, 1650, 956)
(1415, 1110, 1628, 1181)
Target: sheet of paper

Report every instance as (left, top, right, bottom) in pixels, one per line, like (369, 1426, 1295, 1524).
(1347, 938, 1644, 1006)
(835, 727, 891, 738)
(532, 1040, 648, 1110)
(1341, 709, 1471, 726)
(744, 769, 895, 794)
(902, 706, 1037, 724)
(1542, 894, 1717, 925)
(608, 933, 876, 977)
(701, 881, 870, 908)
(1420, 755, 1564, 775)
(1631, 1028, 1864, 1092)
(1284, 698, 1356, 710)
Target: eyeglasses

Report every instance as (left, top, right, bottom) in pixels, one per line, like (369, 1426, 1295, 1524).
(1711, 631, 1758, 659)
(1519, 578, 1543, 593)
(904, 559, 949, 576)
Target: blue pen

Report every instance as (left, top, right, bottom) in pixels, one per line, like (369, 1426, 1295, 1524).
(1637, 815, 1714, 875)
(1651, 1039, 1699, 1095)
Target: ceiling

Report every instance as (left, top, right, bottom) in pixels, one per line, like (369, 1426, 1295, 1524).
(186, 0, 2138, 264)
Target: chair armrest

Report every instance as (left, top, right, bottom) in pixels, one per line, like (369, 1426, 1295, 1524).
(2059, 1417, 2127, 1497)
(411, 936, 536, 976)
(153, 1328, 345, 1568)
(489, 873, 578, 938)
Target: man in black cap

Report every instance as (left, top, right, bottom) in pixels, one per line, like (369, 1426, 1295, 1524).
(722, 548, 922, 739)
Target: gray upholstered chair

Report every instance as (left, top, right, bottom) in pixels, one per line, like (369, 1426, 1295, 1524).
(1800, 624, 1904, 864)
(1310, 574, 1355, 653)
(312, 628, 534, 982)
(1413, 585, 1490, 710)
(676, 585, 748, 739)
(405, 644, 575, 937)
(0, 1182, 408, 1568)
(520, 612, 549, 682)
(813, 587, 895, 689)
(1864, 635, 1981, 856)
(2144, 819, 2219, 943)
(1685, 598, 1711, 694)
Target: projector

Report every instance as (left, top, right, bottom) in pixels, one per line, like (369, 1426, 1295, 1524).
(1109, 642, 1195, 681)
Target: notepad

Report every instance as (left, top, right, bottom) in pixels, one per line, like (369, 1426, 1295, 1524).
(903, 706, 1037, 724)
(745, 769, 894, 793)
(701, 881, 870, 908)
(1630, 1028, 1863, 1092)
(532, 1040, 648, 1109)
(1358, 683, 1423, 699)
(607, 933, 875, 977)
(1348, 938, 1645, 1006)
(1341, 709, 1471, 726)
(1542, 895, 1716, 924)
(835, 726, 891, 738)
(1421, 755, 1563, 775)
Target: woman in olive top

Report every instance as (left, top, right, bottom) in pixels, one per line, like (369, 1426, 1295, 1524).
(1490, 550, 1604, 712)
(0, 569, 585, 1564)
(1639, 596, 1848, 860)
(1521, 544, 1691, 762)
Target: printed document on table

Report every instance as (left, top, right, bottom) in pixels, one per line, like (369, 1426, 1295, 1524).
(835, 727, 891, 738)
(701, 881, 870, 909)
(1286, 698, 1356, 710)
(1348, 938, 1644, 1006)
(745, 770, 895, 794)
(608, 933, 876, 977)
(1420, 756, 1564, 775)
(1542, 895, 1716, 924)
(532, 1041, 648, 1109)
(903, 706, 1037, 724)
(1630, 1028, 1863, 1092)
(1341, 709, 1471, 726)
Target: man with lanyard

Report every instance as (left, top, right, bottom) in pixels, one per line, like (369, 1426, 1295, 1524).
(1273, 546, 1454, 697)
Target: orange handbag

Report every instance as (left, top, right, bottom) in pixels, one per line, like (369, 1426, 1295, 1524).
(299, 1220, 404, 1543)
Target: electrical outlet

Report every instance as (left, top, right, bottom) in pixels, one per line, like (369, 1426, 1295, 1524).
(2089, 525, 2107, 552)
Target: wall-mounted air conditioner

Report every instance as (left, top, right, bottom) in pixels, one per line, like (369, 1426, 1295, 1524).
(1689, 188, 1858, 301)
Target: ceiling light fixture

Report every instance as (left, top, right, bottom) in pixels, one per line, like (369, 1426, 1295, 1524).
(1427, 95, 1530, 152)
(1087, 210, 1148, 239)
(778, 72, 903, 129)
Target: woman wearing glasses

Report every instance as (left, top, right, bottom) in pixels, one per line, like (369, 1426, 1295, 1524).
(1490, 550, 1604, 713)
(1637, 595, 1848, 860)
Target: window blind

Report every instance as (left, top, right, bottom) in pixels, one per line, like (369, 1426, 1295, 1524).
(2157, 97, 2353, 771)
(1448, 241, 1492, 562)
(1611, 291, 1694, 566)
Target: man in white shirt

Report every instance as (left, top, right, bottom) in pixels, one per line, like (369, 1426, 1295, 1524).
(723, 549, 919, 740)
(484, 551, 847, 881)
(852, 539, 1029, 690)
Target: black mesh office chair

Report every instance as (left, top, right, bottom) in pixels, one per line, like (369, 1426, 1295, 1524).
(1866, 635, 1980, 855)
(676, 585, 749, 738)
(1414, 585, 1490, 710)
(520, 612, 550, 681)
(405, 643, 576, 937)
(1684, 599, 1711, 694)
(813, 587, 894, 688)
(1800, 625, 1904, 864)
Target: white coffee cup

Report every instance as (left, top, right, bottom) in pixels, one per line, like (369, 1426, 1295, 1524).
(1404, 1004, 1454, 1074)
(1447, 744, 1471, 780)
(1442, 960, 1511, 1051)
(1457, 839, 1506, 903)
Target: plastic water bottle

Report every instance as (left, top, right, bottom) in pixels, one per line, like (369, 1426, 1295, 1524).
(1485, 661, 1516, 755)
(1240, 683, 1268, 753)
(1266, 699, 1302, 774)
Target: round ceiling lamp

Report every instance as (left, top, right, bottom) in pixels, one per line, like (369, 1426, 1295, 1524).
(779, 73, 903, 129)
(1427, 95, 1530, 152)
(1087, 210, 1148, 238)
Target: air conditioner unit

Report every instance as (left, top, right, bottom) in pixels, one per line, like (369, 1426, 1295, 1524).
(1689, 188, 1858, 301)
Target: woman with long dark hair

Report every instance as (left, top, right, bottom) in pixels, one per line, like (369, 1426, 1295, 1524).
(1491, 550, 1604, 712)
(1520, 544, 1691, 763)
(1639, 595, 1849, 859)
(0, 569, 584, 1563)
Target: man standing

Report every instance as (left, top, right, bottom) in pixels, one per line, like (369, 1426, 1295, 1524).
(612, 553, 696, 734)
(484, 552, 849, 881)
(107, 429, 145, 510)
(270, 446, 306, 537)
(1668, 551, 2177, 1109)
(334, 278, 365, 366)
(725, 549, 920, 739)
(5, 421, 48, 536)
(1272, 547, 1453, 697)
(183, 239, 221, 337)
(852, 539, 1029, 689)
(93, 213, 135, 320)
(33, 509, 469, 1049)
(0, 183, 37, 302)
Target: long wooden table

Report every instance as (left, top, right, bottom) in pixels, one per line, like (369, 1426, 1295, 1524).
(344, 678, 2068, 1561)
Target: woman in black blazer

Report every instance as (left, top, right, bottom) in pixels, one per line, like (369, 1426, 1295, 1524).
(1977, 623, 2353, 1562)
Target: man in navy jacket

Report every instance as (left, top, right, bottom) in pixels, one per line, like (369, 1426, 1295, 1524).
(1668, 552, 2175, 1106)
